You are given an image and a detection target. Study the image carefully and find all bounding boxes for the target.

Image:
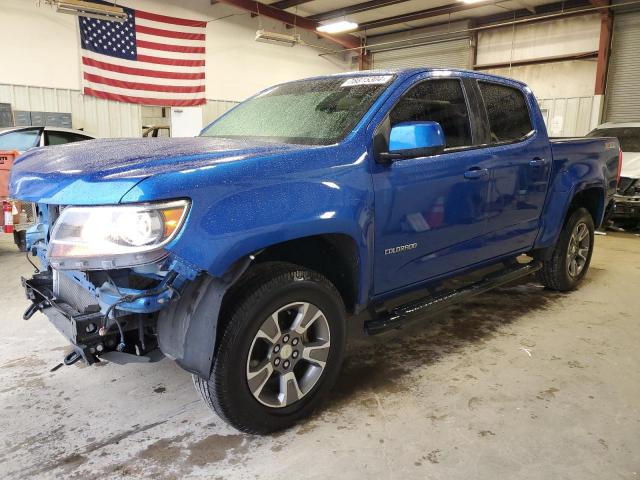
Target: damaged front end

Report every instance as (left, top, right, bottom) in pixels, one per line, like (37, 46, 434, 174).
(21, 201, 201, 366)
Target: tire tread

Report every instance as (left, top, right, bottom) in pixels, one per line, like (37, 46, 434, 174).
(538, 207, 594, 292)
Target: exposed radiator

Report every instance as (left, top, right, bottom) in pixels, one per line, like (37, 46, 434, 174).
(53, 270, 99, 313)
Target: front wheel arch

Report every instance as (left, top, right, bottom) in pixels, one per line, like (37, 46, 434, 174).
(195, 262, 347, 434)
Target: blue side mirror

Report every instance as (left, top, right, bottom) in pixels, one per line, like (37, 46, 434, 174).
(384, 121, 445, 161)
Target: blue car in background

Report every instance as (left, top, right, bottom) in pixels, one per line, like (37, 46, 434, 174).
(10, 69, 620, 434)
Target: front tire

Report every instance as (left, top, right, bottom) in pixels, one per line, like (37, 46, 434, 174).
(194, 262, 346, 434)
(13, 230, 27, 252)
(538, 207, 595, 291)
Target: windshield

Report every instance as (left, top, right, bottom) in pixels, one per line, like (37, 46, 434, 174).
(587, 127, 640, 152)
(200, 75, 395, 145)
(0, 128, 41, 151)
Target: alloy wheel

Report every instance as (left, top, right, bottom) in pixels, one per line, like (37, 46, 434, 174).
(566, 222, 590, 277)
(246, 302, 331, 408)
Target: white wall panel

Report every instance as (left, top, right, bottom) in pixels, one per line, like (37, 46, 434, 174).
(0, 83, 142, 138)
(0, 0, 350, 102)
(1, 83, 238, 138)
(538, 96, 596, 137)
(476, 14, 600, 66)
(483, 60, 598, 99)
(373, 38, 473, 70)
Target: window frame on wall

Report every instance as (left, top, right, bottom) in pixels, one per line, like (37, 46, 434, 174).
(476, 80, 535, 146)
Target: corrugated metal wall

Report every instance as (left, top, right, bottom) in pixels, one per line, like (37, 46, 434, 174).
(0, 83, 239, 138)
(372, 38, 473, 70)
(603, 10, 640, 122)
(537, 96, 595, 136)
(0, 83, 141, 138)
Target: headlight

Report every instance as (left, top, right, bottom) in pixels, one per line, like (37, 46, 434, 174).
(48, 200, 189, 270)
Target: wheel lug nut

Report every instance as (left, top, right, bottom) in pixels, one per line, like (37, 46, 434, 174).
(292, 350, 299, 359)
(292, 338, 298, 346)
(274, 358, 280, 366)
(273, 345, 280, 353)
(283, 334, 290, 343)
(283, 360, 290, 369)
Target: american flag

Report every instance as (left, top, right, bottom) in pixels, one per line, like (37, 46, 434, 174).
(79, 7, 206, 106)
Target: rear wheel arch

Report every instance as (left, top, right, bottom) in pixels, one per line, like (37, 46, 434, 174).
(538, 207, 595, 291)
(567, 186, 605, 228)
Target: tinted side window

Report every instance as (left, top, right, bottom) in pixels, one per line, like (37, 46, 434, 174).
(478, 82, 533, 143)
(390, 79, 472, 148)
(45, 131, 90, 146)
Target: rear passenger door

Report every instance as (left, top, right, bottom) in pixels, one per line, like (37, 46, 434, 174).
(477, 81, 552, 254)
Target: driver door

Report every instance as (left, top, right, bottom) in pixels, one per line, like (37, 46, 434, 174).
(372, 77, 494, 295)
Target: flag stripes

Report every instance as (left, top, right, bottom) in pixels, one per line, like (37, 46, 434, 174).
(79, 7, 206, 107)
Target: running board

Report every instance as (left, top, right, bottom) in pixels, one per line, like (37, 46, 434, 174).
(365, 261, 542, 336)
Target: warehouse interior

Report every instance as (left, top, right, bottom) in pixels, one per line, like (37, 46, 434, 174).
(1, 0, 639, 478)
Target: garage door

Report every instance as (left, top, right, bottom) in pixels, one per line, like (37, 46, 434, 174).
(372, 38, 473, 70)
(604, 10, 640, 122)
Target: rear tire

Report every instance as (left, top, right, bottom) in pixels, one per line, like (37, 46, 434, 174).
(194, 262, 346, 434)
(538, 207, 594, 291)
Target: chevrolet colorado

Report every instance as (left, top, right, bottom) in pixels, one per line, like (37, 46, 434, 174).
(10, 69, 621, 434)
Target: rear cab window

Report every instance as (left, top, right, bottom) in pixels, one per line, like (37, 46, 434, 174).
(478, 81, 534, 144)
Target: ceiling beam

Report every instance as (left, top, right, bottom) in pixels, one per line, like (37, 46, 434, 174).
(475, 0, 590, 26)
(356, 0, 504, 31)
(309, 0, 413, 23)
(271, 0, 314, 9)
(475, 50, 598, 69)
(213, 0, 361, 49)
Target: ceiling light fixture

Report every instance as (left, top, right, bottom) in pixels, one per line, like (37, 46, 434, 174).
(49, 0, 128, 23)
(255, 30, 299, 47)
(317, 20, 359, 34)
(460, 0, 486, 4)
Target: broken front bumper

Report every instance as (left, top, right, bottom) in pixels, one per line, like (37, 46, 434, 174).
(22, 272, 115, 364)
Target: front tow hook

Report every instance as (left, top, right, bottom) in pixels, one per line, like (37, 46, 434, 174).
(23, 302, 45, 321)
(63, 350, 82, 366)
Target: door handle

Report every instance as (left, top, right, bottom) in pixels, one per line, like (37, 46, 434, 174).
(529, 158, 548, 167)
(464, 168, 489, 179)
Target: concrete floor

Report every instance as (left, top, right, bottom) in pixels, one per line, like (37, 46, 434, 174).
(1, 232, 639, 480)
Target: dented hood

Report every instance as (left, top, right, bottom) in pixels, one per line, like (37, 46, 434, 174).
(9, 137, 308, 205)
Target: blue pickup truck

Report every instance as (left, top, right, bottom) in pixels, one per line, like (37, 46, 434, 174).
(10, 69, 621, 434)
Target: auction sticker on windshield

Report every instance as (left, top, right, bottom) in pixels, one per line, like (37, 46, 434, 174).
(341, 76, 393, 87)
